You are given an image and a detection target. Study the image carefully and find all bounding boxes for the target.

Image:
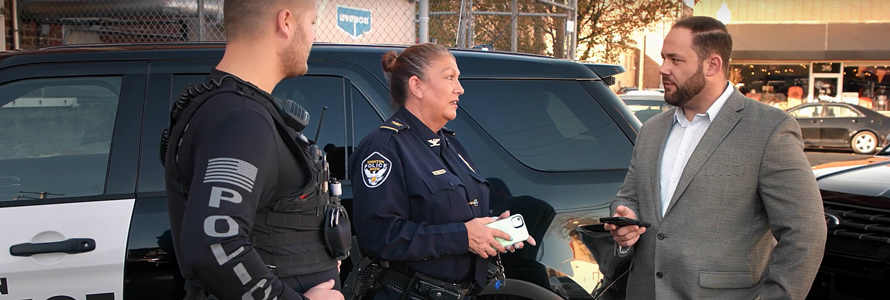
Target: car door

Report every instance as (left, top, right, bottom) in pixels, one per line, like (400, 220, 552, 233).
(0, 61, 146, 300)
(786, 104, 824, 146)
(820, 104, 864, 147)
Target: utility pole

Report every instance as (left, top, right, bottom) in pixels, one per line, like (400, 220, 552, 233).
(418, 0, 429, 43)
(535, 0, 577, 59)
(511, 0, 518, 52)
(467, 0, 474, 47)
(12, 0, 19, 49)
(1, 0, 6, 50)
(456, 0, 467, 48)
(569, 0, 577, 60)
(197, 0, 205, 41)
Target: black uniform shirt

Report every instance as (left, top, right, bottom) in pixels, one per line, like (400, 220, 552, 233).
(165, 70, 318, 300)
(350, 107, 491, 286)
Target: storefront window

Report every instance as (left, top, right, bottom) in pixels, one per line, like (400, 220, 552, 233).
(843, 65, 890, 111)
(730, 64, 809, 110)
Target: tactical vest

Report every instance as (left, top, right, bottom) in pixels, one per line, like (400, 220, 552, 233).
(160, 75, 350, 277)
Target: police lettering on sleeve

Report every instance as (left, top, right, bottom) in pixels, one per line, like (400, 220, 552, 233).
(167, 90, 310, 300)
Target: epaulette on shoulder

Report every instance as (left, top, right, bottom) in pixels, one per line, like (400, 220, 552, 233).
(380, 118, 409, 133)
(442, 127, 456, 136)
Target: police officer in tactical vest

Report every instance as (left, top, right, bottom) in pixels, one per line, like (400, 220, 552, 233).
(161, 1, 348, 299)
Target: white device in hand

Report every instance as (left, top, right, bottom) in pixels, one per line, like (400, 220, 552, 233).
(485, 214, 530, 247)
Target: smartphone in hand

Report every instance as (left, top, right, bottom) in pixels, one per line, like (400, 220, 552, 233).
(486, 214, 530, 247)
(600, 216, 651, 228)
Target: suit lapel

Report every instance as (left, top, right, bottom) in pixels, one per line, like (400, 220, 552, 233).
(649, 110, 673, 223)
(664, 90, 746, 216)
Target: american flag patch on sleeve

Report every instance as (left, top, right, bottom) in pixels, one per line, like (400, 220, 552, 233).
(203, 158, 259, 192)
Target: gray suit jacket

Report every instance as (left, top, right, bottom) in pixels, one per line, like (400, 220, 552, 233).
(611, 90, 826, 300)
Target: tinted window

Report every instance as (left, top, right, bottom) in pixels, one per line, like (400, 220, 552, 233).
(351, 84, 385, 146)
(0, 77, 122, 201)
(171, 74, 349, 159)
(825, 105, 861, 118)
(273, 76, 347, 164)
(340, 84, 384, 181)
(171, 75, 206, 106)
(459, 80, 632, 171)
(788, 105, 822, 118)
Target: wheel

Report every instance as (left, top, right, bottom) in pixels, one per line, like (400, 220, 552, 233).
(851, 131, 878, 154)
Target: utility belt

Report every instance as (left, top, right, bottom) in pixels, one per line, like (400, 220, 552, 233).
(344, 258, 478, 300)
(380, 268, 473, 300)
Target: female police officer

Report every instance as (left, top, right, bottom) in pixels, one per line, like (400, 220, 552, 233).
(349, 43, 535, 300)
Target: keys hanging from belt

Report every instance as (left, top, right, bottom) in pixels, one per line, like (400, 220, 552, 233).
(494, 253, 506, 289)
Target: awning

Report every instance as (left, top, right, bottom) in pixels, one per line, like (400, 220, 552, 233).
(728, 23, 890, 61)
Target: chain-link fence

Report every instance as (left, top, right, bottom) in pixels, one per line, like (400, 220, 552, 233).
(16, 0, 225, 47)
(11, 0, 574, 58)
(429, 0, 576, 59)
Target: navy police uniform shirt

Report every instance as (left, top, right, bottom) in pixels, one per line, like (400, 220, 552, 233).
(349, 107, 491, 287)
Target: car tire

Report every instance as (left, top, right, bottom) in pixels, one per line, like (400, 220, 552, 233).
(851, 131, 878, 154)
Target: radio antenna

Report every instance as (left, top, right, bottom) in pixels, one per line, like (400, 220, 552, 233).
(314, 106, 328, 141)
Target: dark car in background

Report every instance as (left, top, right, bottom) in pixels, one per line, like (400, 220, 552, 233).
(0, 43, 639, 300)
(618, 91, 671, 123)
(785, 102, 890, 154)
(809, 134, 890, 300)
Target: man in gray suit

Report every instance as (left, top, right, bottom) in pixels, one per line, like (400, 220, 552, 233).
(605, 16, 826, 300)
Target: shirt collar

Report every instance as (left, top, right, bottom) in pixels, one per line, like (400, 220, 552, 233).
(673, 81, 734, 125)
(396, 107, 445, 148)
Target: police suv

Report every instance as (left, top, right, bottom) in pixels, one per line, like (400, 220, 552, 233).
(0, 43, 639, 300)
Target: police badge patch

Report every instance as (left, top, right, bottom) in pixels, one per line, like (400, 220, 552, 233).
(361, 152, 392, 188)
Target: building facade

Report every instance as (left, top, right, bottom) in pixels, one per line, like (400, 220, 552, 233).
(696, 0, 890, 111)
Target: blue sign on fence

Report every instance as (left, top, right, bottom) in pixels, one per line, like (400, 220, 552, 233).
(337, 6, 372, 39)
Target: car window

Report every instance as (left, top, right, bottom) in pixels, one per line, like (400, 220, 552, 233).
(0, 77, 122, 201)
(459, 80, 633, 171)
(340, 84, 384, 181)
(171, 75, 348, 151)
(824, 105, 861, 118)
(273, 75, 347, 151)
(788, 105, 822, 118)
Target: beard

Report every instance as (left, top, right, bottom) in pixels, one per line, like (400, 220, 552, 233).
(279, 31, 309, 79)
(664, 65, 706, 107)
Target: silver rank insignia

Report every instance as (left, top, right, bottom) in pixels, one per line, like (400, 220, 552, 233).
(361, 151, 392, 188)
(427, 138, 441, 147)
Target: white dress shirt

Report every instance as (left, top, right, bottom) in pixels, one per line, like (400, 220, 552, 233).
(658, 82, 734, 216)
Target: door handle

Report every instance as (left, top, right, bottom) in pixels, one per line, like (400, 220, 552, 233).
(9, 238, 96, 256)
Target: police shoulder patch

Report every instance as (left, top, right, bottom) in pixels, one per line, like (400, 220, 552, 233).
(361, 151, 392, 188)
